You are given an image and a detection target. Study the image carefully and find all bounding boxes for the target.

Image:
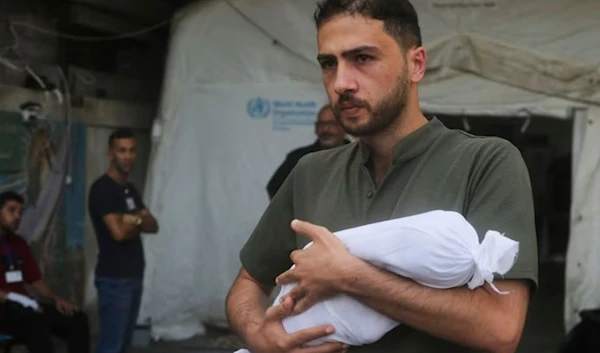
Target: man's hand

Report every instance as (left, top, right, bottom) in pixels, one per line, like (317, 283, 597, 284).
(275, 220, 354, 315)
(55, 297, 79, 316)
(135, 209, 159, 233)
(247, 296, 347, 353)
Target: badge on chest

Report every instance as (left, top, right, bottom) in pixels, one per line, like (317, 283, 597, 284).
(125, 188, 137, 211)
(5, 269, 23, 283)
(126, 197, 137, 211)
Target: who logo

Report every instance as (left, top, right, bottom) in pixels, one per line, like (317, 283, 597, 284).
(247, 97, 271, 119)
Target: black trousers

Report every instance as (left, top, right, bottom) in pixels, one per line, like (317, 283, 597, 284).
(0, 301, 90, 353)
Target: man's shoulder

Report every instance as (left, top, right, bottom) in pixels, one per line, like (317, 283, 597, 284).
(8, 233, 30, 248)
(438, 129, 527, 190)
(440, 129, 521, 163)
(90, 174, 109, 188)
(90, 174, 117, 194)
(88, 175, 120, 214)
(126, 182, 141, 194)
(287, 142, 321, 159)
(296, 141, 358, 170)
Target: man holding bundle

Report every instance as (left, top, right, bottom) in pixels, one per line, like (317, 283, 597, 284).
(226, 1, 538, 353)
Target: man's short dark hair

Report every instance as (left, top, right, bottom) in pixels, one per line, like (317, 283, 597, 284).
(314, 0, 422, 50)
(0, 191, 24, 209)
(108, 128, 135, 148)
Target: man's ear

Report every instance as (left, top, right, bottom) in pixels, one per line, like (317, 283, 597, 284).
(409, 47, 427, 83)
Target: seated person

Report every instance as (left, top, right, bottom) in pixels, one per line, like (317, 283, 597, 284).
(0, 191, 90, 353)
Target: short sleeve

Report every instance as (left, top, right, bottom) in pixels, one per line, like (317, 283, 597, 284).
(240, 165, 298, 286)
(20, 240, 42, 284)
(465, 139, 538, 290)
(89, 182, 120, 217)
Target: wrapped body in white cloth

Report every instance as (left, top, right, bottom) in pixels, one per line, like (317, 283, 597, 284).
(234, 210, 519, 352)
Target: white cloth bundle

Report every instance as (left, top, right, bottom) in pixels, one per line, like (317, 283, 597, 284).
(235, 210, 518, 352)
(7, 292, 40, 310)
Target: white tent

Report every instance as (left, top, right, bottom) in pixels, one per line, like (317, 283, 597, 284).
(139, 0, 600, 340)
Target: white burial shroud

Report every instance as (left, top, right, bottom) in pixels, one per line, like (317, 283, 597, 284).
(235, 210, 519, 351)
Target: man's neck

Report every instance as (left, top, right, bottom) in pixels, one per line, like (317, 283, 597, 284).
(107, 168, 129, 185)
(361, 110, 428, 184)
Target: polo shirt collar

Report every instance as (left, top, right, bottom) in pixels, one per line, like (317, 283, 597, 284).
(358, 117, 446, 164)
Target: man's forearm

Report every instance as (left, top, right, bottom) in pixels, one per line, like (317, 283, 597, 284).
(121, 219, 141, 240)
(226, 270, 273, 341)
(31, 280, 58, 301)
(339, 259, 529, 353)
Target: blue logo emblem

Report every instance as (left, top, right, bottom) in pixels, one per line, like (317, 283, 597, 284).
(247, 97, 271, 118)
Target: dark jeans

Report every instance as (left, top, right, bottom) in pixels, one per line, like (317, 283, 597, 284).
(95, 277, 143, 353)
(0, 300, 90, 353)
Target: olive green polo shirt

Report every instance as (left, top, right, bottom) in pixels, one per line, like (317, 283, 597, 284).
(240, 117, 538, 353)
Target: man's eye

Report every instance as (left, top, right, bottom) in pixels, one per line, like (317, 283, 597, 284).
(320, 60, 336, 69)
(356, 55, 372, 64)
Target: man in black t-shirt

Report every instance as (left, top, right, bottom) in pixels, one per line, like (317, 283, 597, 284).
(88, 128, 159, 353)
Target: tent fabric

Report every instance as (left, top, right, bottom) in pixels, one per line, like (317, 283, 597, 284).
(565, 106, 600, 332)
(141, 83, 327, 340)
(140, 0, 600, 340)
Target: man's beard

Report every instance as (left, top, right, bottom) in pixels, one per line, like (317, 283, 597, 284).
(332, 71, 409, 137)
(113, 161, 132, 175)
(318, 133, 343, 148)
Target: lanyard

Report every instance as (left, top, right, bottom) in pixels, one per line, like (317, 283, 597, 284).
(0, 236, 14, 270)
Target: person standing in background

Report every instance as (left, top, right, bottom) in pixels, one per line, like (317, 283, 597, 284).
(88, 128, 159, 353)
(267, 105, 349, 199)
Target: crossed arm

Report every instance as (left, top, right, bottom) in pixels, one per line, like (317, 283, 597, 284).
(137, 209, 159, 233)
(102, 208, 159, 242)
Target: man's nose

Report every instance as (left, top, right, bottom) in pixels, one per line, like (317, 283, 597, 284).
(321, 125, 333, 133)
(333, 63, 358, 95)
